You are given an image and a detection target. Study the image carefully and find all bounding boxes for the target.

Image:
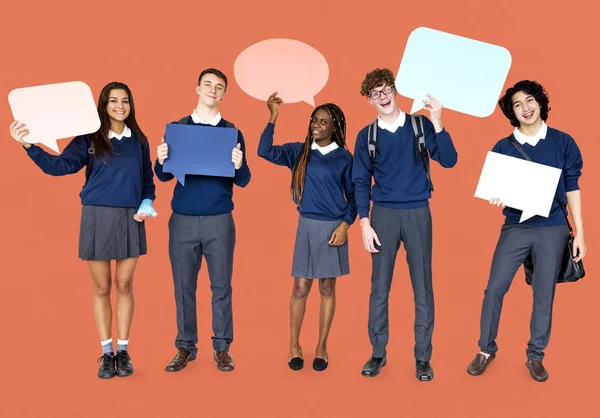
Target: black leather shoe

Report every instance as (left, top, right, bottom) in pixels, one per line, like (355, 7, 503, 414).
(97, 353, 115, 379)
(526, 359, 548, 382)
(467, 353, 495, 376)
(313, 357, 328, 372)
(416, 360, 434, 381)
(288, 347, 303, 371)
(115, 350, 134, 377)
(361, 356, 386, 377)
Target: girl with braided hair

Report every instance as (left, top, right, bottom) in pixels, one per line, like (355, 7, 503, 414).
(258, 92, 357, 372)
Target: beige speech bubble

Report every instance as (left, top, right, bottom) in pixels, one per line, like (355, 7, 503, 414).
(234, 38, 329, 106)
(8, 81, 101, 153)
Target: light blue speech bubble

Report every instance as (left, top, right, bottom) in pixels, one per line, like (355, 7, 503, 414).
(396, 27, 512, 118)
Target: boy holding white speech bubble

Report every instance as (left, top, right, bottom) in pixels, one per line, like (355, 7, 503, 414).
(10, 81, 157, 379)
(467, 80, 586, 382)
(155, 68, 251, 373)
(352, 68, 458, 380)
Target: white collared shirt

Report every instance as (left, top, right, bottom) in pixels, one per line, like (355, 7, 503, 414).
(513, 122, 548, 146)
(311, 140, 339, 155)
(377, 110, 406, 133)
(108, 125, 132, 140)
(191, 110, 222, 126)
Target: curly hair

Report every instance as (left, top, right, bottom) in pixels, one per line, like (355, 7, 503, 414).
(498, 80, 551, 127)
(360, 68, 395, 97)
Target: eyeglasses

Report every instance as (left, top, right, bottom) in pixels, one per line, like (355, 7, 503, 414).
(369, 85, 394, 100)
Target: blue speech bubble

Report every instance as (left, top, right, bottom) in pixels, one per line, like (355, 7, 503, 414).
(162, 124, 238, 185)
(396, 27, 512, 118)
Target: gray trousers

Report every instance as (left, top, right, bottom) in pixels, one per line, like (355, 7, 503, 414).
(168, 212, 236, 354)
(478, 223, 569, 360)
(368, 205, 434, 361)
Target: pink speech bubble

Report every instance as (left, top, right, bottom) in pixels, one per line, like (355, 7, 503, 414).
(234, 39, 329, 106)
(8, 81, 100, 153)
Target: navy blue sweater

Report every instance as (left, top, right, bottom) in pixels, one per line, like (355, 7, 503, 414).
(258, 123, 357, 225)
(492, 127, 583, 226)
(154, 117, 251, 215)
(25, 131, 155, 208)
(352, 115, 458, 219)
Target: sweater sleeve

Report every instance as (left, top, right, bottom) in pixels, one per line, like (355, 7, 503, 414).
(422, 116, 458, 168)
(351, 128, 373, 219)
(563, 134, 583, 192)
(342, 157, 358, 225)
(25, 135, 89, 176)
(257, 122, 302, 168)
(233, 129, 251, 188)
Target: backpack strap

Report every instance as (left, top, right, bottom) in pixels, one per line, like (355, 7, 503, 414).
(410, 114, 434, 192)
(84, 137, 95, 187)
(367, 120, 378, 164)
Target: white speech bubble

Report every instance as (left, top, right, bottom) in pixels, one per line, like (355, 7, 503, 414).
(8, 81, 100, 153)
(474, 151, 562, 222)
(396, 27, 512, 117)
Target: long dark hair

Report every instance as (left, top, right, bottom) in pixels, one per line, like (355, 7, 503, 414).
(291, 103, 349, 203)
(92, 81, 148, 160)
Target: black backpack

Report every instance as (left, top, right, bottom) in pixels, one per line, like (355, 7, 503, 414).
(367, 114, 433, 192)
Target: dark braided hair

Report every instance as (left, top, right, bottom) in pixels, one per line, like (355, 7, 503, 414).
(291, 103, 349, 203)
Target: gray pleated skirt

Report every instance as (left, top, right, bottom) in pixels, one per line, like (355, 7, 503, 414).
(291, 216, 350, 279)
(79, 205, 147, 261)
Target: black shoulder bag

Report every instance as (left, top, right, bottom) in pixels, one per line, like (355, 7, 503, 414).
(508, 137, 585, 285)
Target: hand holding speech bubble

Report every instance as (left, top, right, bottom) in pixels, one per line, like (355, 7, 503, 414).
(8, 81, 100, 153)
(234, 38, 328, 106)
(396, 27, 512, 118)
(162, 124, 238, 186)
(474, 151, 562, 222)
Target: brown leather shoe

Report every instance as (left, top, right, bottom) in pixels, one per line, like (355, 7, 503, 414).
(214, 350, 235, 372)
(466, 353, 496, 376)
(526, 359, 548, 382)
(165, 348, 195, 372)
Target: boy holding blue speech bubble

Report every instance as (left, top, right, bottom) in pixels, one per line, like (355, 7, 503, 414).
(155, 68, 251, 373)
(10, 81, 157, 379)
(467, 80, 586, 382)
(352, 68, 458, 380)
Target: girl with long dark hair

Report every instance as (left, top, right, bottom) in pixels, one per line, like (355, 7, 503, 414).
(258, 92, 357, 371)
(9, 81, 156, 379)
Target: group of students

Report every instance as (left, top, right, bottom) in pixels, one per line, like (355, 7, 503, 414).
(9, 67, 586, 383)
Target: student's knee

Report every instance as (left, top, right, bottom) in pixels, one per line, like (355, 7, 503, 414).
(319, 279, 336, 298)
(292, 280, 311, 300)
(94, 280, 112, 297)
(115, 276, 133, 297)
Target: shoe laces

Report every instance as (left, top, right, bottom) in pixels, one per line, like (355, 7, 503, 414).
(97, 353, 114, 370)
(116, 351, 131, 368)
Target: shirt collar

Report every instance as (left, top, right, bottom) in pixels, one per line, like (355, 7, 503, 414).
(377, 110, 406, 133)
(311, 140, 339, 155)
(108, 125, 132, 140)
(191, 110, 222, 126)
(513, 122, 548, 146)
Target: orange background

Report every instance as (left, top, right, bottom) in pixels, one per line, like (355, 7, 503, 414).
(1, 0, 598, 417)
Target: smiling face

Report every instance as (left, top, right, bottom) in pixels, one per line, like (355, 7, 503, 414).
(106, 89, 130, 123)
(310, 108, 334, 144)
(368, 84, 397, 117)
(196, 73, 226, 107)
(511, 90, 541, 128)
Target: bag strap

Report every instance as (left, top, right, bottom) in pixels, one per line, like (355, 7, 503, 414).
(84, 137, 95, 187)
(410, 114, 434, 192)
(367, 120, 378, 164)
(508, 137, 573, 233)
